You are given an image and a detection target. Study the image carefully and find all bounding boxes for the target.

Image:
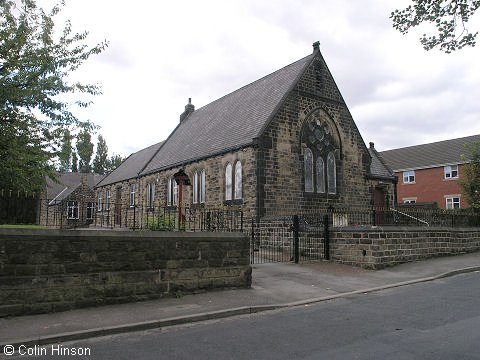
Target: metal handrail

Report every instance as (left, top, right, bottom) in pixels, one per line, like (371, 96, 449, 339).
(390, 207, 429, 226)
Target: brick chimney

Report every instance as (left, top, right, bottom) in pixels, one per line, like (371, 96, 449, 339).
(180, 98, 195, 122)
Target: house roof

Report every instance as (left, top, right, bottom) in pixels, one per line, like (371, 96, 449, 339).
(380, 134, 480, 171)
(368, 145, 395, 180)
(46, 172, 103, 203)
(95, 141, 164, 187)
(140, 53, 315, 175)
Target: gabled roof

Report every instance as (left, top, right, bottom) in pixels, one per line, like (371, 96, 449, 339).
(380, 134, 480, 171)
(140, 53, 315, 175)
(46, 172, 103, 202)
(368, 145, 395, 180)
(96, 141, 164, 187)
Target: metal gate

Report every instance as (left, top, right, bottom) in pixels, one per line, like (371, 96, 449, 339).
(250, 214, 329, 264)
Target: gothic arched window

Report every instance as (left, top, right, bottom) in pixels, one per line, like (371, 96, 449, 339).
(200, 170, 206, 203)
(316, 157, 325, 193)
(225, 163, 232, 201)
(304, 148, 314, 193)
(234, 161, 242, 200)
(327, 152, 336, 194)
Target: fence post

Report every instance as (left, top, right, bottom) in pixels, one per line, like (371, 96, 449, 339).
(293, 215, 299, 264)
(250, 218, 255, 264)
(324, 214, 330, 260)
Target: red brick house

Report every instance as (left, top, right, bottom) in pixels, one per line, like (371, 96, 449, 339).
(380, 135, 480, 209)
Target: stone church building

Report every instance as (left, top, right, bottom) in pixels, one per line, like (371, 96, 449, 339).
(95, 42, 396, 226)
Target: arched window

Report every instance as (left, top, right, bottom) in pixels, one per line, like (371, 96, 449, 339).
(200, 170, 206, 203)
(192, 172, 199, 204)
(172, 180, 178, 205)
(193, 170, 206, 204)
(234, 161, 242, 200)
(167, 178, 178, 206)
(304, 148, 314, 193)
(327, 152, 336, 194)
(225, 163, 232, 201)
(316, 157, 325, 193)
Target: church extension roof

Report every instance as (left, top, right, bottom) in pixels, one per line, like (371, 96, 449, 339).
(380, 134, 480, 171)
(140, 53, 315, 175)
(46, 172, 103, 203)
(95, 141, 164, 187)
(368, 144, 395, 180)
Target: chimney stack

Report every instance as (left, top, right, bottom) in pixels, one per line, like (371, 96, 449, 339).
(180, 98, 195, 122)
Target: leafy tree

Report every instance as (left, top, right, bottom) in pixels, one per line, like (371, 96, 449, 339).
(391, 0, 480, 53)
(76, 128, 94, 171)
(0, 0, 107, 192)
(459, 141, 480, 209)
(58, 129, 72, 172)
(71, 152, 78, 173)
(106, 154, 124, 173)
(92, 134, 109, 174)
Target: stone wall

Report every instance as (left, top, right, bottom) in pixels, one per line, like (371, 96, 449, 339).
(331, 227, 480, 269)
(95, 147, 257, 228)
(0, 229, 251, 317)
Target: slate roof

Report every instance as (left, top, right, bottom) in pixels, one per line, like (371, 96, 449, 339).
(140, 54, 315, 175)
(380, 134, 480, 171)
(46, 172, 103, 203)
(368, 146, 395, 180)
(96, 141, 164, 187)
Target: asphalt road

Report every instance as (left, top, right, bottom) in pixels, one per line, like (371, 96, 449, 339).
(3, 272, 480, 359)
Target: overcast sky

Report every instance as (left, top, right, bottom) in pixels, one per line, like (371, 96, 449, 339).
(39, 0, 480, 157)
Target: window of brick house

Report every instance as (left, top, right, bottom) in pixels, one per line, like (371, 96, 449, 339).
(67, 201, 79, 219)
(444, 165, 458, 179)
(446, 196, 460, 209)
(403, 170, 415, 184)
(403, 198, 417, 204)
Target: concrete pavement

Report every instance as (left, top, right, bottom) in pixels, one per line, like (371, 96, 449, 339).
(1, 252, 480, 351)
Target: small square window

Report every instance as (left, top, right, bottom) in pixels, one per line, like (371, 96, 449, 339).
(446, 196, 460, 209)
(403, 170, 415, 184)
(444, 165, 458, 179)
(403, 198, 416, 204)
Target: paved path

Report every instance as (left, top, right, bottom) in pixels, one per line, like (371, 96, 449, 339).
(1, 252, 480, 351)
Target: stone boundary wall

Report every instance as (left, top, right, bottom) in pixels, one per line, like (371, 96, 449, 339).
(331, 227, 480, 269)
(0, 229, 251, 317)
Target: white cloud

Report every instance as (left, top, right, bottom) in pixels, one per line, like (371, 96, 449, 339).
(37, 0, 480, 156)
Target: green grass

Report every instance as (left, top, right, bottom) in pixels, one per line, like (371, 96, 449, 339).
(0, 224, 47, 229)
